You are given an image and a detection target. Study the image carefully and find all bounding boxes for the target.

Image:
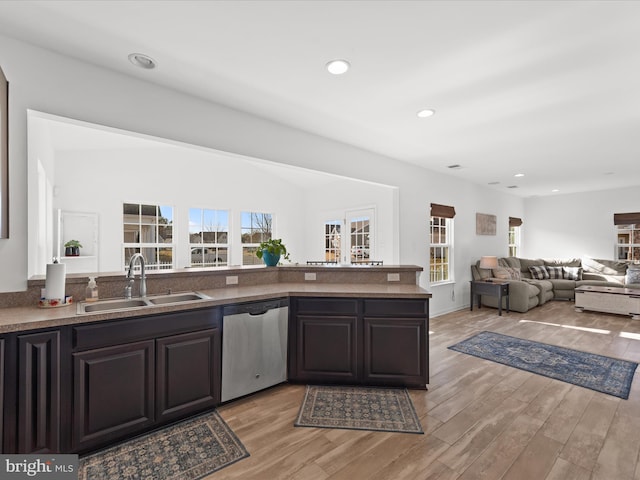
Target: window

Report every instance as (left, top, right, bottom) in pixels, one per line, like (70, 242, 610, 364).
(508, 217, 522, 257)
(614, 212, 640, 261)
(324, 220, 341, 262)
(189, 208, 229, 267)
(241, 211, 272, 265)
(430, 203, 455, 284)
(349, 215, 371, 263)
(123, 203, 173, 270)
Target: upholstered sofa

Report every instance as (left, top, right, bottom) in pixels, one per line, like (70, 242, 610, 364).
(470, 256, 640, 313)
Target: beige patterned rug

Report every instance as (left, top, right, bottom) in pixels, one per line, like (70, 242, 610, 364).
(294, 385, 424, 434)
(78, 410, 248, 479)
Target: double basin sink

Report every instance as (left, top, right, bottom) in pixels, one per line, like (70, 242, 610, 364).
(77, 291, 211, 314)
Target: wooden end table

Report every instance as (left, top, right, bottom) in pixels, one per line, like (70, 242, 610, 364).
(470, 280, 510, 316)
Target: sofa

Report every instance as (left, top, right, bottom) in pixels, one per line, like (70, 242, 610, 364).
(471, 256, 640, 313)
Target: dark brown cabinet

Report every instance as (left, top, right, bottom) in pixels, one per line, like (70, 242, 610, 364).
(71, 307, 221, 454)
(72, 340, 155, 452)
(156, 329, 220, 423)
(290, 297, 428, 388)
(16, 330, 64, 454)
(296, 315, 359, 383)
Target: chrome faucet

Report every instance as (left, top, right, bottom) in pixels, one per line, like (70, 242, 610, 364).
(126, 253, 147, 298)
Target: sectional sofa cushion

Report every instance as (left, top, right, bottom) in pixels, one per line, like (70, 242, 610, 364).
(582, 257, 628, 276)
(529, 265, 550, 280)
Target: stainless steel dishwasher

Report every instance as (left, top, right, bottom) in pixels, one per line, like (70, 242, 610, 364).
(221, 298, 289, 402)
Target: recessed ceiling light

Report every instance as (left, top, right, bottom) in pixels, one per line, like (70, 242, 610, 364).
(417, 109, 435, 118)
(128, 53, 156, 70)
(514, 173, 525, 177)
(326, 59, 350, 75)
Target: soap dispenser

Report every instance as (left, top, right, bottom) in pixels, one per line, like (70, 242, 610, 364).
(85, 276, 99, 302)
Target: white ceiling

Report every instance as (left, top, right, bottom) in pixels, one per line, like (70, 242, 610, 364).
(1, 0, 639, 197)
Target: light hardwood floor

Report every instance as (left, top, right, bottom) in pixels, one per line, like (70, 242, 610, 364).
(212, 301, 640, 480)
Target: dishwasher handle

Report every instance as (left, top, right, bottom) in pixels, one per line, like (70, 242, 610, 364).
(223, 298, 289, 317)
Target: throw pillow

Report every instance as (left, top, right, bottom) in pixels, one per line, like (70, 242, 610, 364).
(546, 266, 564, 279)
(626, 266, 640, 285)
(528, 265, 549, 280)
(493, 267, 522, 281)
(492, 267, 511, 280)
(506, 267, 521, 281)
(563, 266, 583, 281)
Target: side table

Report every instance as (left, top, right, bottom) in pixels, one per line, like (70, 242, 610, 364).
(470, 280, 510, 316)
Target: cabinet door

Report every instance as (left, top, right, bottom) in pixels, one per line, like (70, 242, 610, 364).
(295, 315, 358, 383)
(156, 329, 220, 423)
(72, 340, 154, 453)
(17, 331, 61, 454)
(363, 317, 427, 388)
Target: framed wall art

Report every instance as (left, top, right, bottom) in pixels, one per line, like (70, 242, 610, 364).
(476, 213, 496, 236)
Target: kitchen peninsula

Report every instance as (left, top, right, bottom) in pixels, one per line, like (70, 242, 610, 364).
(0, 264, 430, 454)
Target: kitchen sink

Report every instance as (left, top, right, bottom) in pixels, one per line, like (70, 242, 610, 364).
(77, 291, 211, 314)
(148, 292, 209, 305)
(80, 298, 149, 313)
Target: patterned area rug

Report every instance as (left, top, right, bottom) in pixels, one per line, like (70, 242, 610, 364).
(294, 385, 424, 434)
(78, 411, 249, 480)
(449, 331, 638, 399)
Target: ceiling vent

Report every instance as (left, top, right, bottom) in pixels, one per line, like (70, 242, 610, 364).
(488, 181, 500, 185)
(506, 185, 519, 189)
(447, 164, 462, 169)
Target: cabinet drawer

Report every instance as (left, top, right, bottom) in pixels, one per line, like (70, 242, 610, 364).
(294, 297, 358, 315)
(363, 299, 427, 317)
(73, 307, 220, 351)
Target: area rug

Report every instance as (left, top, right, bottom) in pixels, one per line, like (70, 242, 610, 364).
(448, 331, 638, 399)
(78, 410, 249, 480)
(294, 385, 424, 434)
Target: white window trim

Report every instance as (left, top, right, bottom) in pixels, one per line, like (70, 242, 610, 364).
(430, 216, 454, 285)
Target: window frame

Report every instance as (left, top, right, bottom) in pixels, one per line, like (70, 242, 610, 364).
(123, 202, 174, 271)
(616, 223, 640, 262)
(188, 207, 229, 267)
(241, 211, 273, 265)
(430, 215, 453, 284)
(508, 225, 521, 257)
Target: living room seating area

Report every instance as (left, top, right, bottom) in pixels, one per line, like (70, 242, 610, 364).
(471, 256, 640, 313)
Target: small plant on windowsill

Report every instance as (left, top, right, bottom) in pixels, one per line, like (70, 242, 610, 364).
(64, 239, 83, 257)
(256, 238, 290, 267)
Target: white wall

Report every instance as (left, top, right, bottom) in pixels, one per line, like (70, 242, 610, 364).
(52, 146, 307, 272)
(523, 186, 640, 260)
(1, 33, 525, 316)
(302, 178, 398, 264)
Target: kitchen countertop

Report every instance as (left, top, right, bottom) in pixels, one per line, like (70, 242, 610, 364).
(0, 282, 431, 334)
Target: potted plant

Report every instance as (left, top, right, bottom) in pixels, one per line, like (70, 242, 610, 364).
(256, 238, 290, 266)
(64, 239, 82, 257)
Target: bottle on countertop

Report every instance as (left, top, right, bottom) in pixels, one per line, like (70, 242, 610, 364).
(85, 276, 99, 302)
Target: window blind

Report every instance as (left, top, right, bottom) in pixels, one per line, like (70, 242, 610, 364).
(430, 203, 456, 218)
